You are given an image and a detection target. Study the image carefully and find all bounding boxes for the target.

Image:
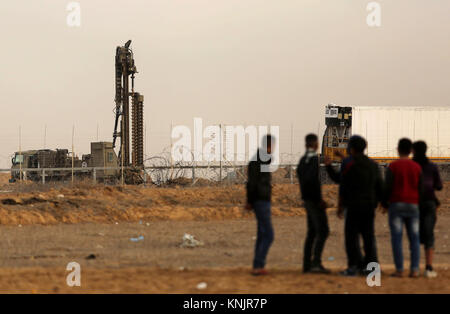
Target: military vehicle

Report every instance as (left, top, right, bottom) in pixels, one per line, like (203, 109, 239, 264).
(10, 142, 119, 182)
(82, 142, 120, 180)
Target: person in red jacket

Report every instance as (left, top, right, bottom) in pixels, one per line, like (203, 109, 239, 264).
(383, 138, 423, 278)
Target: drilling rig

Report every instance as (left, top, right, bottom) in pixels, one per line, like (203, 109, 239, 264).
(9, 40, 145, 184)
(112, 40, 145, 183)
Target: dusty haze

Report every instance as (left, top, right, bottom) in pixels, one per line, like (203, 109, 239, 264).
(0, 0, 449, 168)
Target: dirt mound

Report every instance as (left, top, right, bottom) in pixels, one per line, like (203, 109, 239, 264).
(0, 173, 10, 186)
(0, 183, 304, 225)
(0, 182, 448, 226)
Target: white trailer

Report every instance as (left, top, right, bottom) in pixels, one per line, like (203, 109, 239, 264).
(352, 106, 450, 158)
(323, 105, 450, 161)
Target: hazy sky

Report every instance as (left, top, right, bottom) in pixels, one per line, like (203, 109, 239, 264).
(0, 0, 449, 168)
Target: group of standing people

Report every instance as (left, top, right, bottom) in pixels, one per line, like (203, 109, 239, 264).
(246, 134, 442, 278)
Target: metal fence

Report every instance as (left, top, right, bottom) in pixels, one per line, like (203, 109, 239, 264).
(1, 164, 298, 186)
(2, 162, 450, 186)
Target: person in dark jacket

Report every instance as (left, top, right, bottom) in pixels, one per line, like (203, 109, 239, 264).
(297, 133, 330, 273)
(327, 135, 383, 276)
(246, 134, 275, 275)
(413, 141, 443, 278)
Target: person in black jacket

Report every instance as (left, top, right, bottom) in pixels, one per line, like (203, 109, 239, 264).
(333, 135, 383, 276)
(297, 133, 330, 273)
(246, 134, 274, 276)
(413, 141, 443, 278)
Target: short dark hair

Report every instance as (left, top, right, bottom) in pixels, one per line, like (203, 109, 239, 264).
(398, 138, 412, 155)
(412, 140, 428, 166)
(305, 133, 318, 147)
(348, 135, 366, 154)
(412, 140, 427, 156)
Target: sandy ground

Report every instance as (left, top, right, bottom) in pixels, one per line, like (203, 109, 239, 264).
(2, 266, 449, 294)
(0, 174, 449, 293)
(0, 214, 449, 293)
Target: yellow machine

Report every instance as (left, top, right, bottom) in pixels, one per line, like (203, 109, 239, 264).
(321, 104, 352, 162)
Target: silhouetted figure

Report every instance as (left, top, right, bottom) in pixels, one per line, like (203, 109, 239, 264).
(383, 138, 423, 278)
(413, 140, 443, 278)
(246, 135, 275, 276)
(297, 133, 330, 274)
(327, 135, 382, 276)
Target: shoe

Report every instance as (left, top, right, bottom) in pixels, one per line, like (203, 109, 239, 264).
(409, 270, 420, 278)
(390, 271, 404, 278)
(251, 268, 268, 276)
(310, 264, 331, 274)
(424, 269, 437, 278)
(303, 263, 311, 273)
(359, 269, 373, 277)
(339, 268, 359, 277)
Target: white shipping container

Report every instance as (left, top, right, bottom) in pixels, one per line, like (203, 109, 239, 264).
(351, 106, 450, 158)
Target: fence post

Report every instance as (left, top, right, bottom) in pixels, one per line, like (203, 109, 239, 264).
(93, 168, 97, 184)
(192, 163, 196, 185)
(219, 123, 222, 184)
(290, 165, 293, 184)
(42, 169, 45, 184)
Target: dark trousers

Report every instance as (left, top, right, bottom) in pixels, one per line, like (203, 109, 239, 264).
(253, 200, 274, 269)
(420, 200, 437, 249)
(345, 206, 378, 270)
(303, 200, 329, 269)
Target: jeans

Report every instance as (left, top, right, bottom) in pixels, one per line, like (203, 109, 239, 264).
(345, 206, 378, 270)
(253, 201, 274, 269)
(388, 202, 420, 272)
(303, 200, 329, 269)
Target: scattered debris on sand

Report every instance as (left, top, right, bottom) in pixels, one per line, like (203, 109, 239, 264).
(180, 233, 204, 248)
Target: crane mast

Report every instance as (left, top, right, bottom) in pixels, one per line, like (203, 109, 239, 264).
(112, 40, 144, 168)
